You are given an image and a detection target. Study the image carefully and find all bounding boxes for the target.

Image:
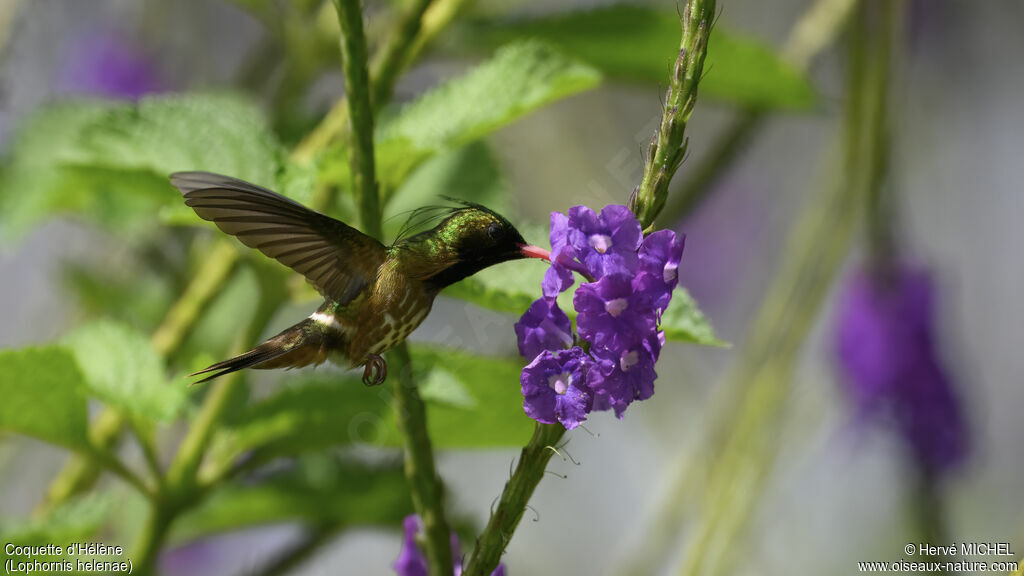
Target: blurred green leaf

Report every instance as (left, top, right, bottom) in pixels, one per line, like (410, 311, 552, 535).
(443, 256, 546, 315)
(0, 494, 112, 573)
(172, 456, 411, 543)
(466, 4, 816, 110)
(660, 287, 728, 347)
(211, 371, 386, 468)
(383, 141, 508, 241)
(322, 40, 601, 198)
(62, 320, 187, 422)
(1, 94, 282, 239)
(217, 344, 533, 463)
(60, 253, 178, 333)
(406, 345, 533, 448)
(0, 347, 90, 451)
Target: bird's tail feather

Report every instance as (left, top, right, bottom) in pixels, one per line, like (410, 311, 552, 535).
(189, 318, 332, 385)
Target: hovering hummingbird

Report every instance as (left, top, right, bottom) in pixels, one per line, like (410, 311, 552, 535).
(170, 172, 550, 385)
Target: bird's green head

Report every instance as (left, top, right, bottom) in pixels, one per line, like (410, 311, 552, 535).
(404, 202, 549, 287)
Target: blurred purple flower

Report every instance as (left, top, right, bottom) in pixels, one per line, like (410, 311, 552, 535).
(58, 31, 164, 99)
(514, 298, 572, 359)
(395, 515, 506, 576)
(521, 347, 595, 430)
(834, 264, 968, 474)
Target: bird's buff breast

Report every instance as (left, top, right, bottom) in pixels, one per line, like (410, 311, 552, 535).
(337, 266, 434, 366)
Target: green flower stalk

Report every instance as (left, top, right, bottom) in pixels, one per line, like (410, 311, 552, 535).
(334, 0, 383, 241)
(630, 0, 717, 232)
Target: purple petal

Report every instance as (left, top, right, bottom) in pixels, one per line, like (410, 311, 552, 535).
(515, 298, 573, 359)
(394, 515, 428, 576)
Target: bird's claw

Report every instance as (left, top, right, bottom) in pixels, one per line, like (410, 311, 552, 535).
(362, 354, 387, 386)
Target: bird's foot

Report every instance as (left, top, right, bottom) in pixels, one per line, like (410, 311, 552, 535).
(362, 353, 387, 386)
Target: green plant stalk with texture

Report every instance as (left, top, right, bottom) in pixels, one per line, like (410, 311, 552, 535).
(630, 0, 716, 233)
(464, 1, 715, 573)
(336, 1, 453, 574)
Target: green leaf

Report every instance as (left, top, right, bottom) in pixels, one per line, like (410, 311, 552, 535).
(466, 5, 816, 110)
(1, 93, 281, 239)
(322, 40, 601, 198)
(211, 371, 387, 467)
(406, 345, 533, 448)
(0, 347, 89, 451)
(660, 287, 728, 347)
(383, 141, 509, 241)
(0, 494, 112, 573)
(172, 456, 411, 543)
(443, 255, 546, 315)
(62, 320, 187, 422)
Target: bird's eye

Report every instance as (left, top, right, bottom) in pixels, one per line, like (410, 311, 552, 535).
(487, 223, 503, 241)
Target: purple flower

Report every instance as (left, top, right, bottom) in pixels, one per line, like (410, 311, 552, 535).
(514, 298, 572, 359)
(395, 516, 428, 576)
(574, 274, 658, 353)
(834, 264, 967, 474)
(395, 515, 506, 576)
(521, 347, 594, 429)
(636, 229, 685, 310)
(58, 31, 164, 99)
(589, 332, 662, 417)
(517, 205, 688, 426)
(559, 205, 642, 279)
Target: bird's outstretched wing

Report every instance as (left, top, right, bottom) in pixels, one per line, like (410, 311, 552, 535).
(171, 171, 386, 304)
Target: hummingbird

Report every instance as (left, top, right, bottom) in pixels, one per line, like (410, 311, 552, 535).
(170, 171, 550, 386)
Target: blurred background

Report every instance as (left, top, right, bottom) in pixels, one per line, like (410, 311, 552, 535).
(1, 0, 1022, 575)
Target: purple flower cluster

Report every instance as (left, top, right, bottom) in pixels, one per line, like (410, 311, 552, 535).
(394, 515, 505, 576)
(834, 264, 968, 474)
(515, 206, 684, 427)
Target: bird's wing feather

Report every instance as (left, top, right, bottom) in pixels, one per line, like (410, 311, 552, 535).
(170, 171, 386, 304)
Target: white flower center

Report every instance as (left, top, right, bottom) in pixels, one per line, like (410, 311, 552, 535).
(605, 298, 628, 317)
(548, 372, 571, 395)
(620, 350, 639, 372)
(589, 234, 613, 254)
(663, 262, 678, 283)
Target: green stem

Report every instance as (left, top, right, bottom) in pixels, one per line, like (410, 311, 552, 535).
(292, 0, 462, 164)
(406, 0, 474, 65)
(334, 1, 452, 570)
(630, 0, 716, 232)
(390, 345, 454, 576)
(370, 0, 435, 108)
(463, 423, 565, 576)
(133, 501, 174, 576)
(334, 0, 383, 240)
(165, 371, 244, 492)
